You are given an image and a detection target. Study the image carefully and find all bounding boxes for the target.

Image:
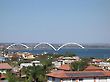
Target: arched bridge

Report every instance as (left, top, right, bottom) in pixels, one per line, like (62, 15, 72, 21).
(57, 42, 84, 51)
(6, 43, 29, 49)
(6, 42, 85, 51)
(34, 42, 57, 51)
(34, 42, 84, 51)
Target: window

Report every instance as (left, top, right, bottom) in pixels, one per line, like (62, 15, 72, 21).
(79, 79, 83, 81)
(52, 77, 55, 81)
(72, 79, 76, 82)
(79, 78, 83, 82)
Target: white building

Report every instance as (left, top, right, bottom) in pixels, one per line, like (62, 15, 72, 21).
(52, 56, 80, 68)
(20, 60, 42, 68)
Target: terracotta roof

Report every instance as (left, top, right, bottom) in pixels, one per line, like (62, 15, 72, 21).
(0, 74, 6, 79)
(58, 64, 71, 71)
(46, 71, 110, 79)
(46, 70, 67, 78)
(93, 59, 103, 63)
(104, 71, 110, 76)
(84, 65, 103, 71)
(0, 63, 12, 69)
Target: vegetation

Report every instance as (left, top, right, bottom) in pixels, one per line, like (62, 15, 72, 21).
(6, 71, 18, 82)
(20, 57, 53, 82)
(21, 66, 46, 82)
(71, 58, 89, 71)
(3, 52, 89, 82)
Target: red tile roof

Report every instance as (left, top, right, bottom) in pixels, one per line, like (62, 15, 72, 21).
(92, 59, 103, 63)
(46, 70, 67, 78)
(84, 65, 103, 71)
(58, 64, 71, 71)
(0, 74, 6, 79)
(0, 63, 12, 69)
(46, 70, 110, 79)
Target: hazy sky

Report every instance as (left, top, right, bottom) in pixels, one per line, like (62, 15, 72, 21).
(0, 0, 110, 43)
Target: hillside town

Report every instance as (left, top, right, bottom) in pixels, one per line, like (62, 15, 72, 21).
(0, 50, 110, 82)
(1, 0, 110, 82)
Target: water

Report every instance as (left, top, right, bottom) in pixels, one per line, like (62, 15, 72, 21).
(9, 48, 110, 58)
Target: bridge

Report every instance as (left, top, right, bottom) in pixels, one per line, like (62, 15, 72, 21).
(34, 42, 57, 51)
(57, 42, 84, 51)
(6, 42, 85, 51)
(6, 43, 29, 49)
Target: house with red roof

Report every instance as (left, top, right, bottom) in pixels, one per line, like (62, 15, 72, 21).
(57, 64, 72, 71)
(84, 65, 103, 71)
(52, 56, 80, 68)
(0, 63, 12, 74)
(46, 65, 110, 82)
(0, 73, 8, 82)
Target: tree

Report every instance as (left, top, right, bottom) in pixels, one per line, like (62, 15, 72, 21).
(71, 59, 88, 71)
(40, 58, 53, 73)
(6, 71, 18, 82)
(22, 65, 46, 82)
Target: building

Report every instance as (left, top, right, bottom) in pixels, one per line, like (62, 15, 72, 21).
(0, 73, 8, 82)
(22, 53, 35, 59)
(0, 57, 8, 62)
(84, 65, 103, 71)
(52, 56, 80, 68)
(46, 65, 110, 82)
(58, 56, 80, 65)
(0, 63, 12, 74)
(92, 59, 103, 65)
(20, 60, 42, 68)
(46, 70, 110, 82)
(16, 52, 35, 59)
(57, 64, 72, 71)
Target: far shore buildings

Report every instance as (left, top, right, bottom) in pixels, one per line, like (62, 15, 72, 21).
(4, 52, 35, 60)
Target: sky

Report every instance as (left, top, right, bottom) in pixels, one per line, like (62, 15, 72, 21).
(0, 0, 110, 44)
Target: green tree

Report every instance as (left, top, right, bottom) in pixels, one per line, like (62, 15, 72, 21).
(6, 71, 18, 82)
(24, 76, 32, 82)
(22, 65, 46, 82)
(40, 58, 53, 73)
(71, 60, 88, 71)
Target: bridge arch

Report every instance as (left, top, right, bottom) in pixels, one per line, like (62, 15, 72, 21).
(57, 42, 84, 51)
(6, 43, 29, 49)
(34, 42, 57, 51)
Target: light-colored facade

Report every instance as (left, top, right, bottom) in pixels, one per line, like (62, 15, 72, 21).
(20, 60, 42, 68)
(52, 56, 80, 68)
(47, 77, 110, 82)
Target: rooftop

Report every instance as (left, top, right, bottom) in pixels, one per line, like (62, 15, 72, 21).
(84, 65, 103, 71)
(0, 74, 6, 79)
(58, 64, 72, 71)
(46, 70, 110, 78)
(0, 63, 12, 69)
